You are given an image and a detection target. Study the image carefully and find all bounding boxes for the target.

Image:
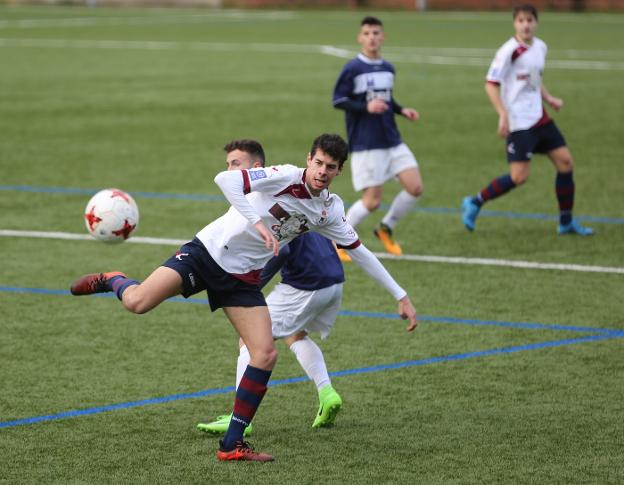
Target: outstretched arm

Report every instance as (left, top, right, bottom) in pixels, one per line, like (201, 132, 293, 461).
(348, 244, 418, 331)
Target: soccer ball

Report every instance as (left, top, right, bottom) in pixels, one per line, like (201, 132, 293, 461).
(84, 188, 139, 243)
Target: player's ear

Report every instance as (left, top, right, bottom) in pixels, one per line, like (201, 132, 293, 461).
(252, 161, 263, 168)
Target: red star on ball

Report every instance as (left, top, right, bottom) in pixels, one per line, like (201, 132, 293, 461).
(112, 219, 136, 240)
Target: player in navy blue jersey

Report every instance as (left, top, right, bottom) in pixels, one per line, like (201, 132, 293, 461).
(197, 150, 346, 435)
(333, 16, 424, 260)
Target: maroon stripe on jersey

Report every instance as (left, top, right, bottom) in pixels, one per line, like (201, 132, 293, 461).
(337, 239, 361, 250)
(239, 375, 268, 395)
(230, 268, 262, 285)
(486, 80, 501, 86)
(241, 170, 251, 194)
(274, 184, 311, 199)
(511, 45, 528, 62)
(531, 106, 552, 128)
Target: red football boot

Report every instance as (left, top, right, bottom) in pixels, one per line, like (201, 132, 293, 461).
(216, 441, 274, 462)
(70, 271, 126, 296)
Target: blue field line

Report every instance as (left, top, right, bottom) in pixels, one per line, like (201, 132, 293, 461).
(2, 184, 622, 225)
(2, 285, 622, 335)
(1, 332, 620, 430)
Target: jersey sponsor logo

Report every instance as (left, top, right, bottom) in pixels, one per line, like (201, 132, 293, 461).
(249, 169, 267, 181)
(366, 89, 391, 103)
(516, 73, 530, 81)
(268, 203, 310, 241)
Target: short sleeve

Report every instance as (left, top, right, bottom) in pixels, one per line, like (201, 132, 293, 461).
(486, 44, 512, 85)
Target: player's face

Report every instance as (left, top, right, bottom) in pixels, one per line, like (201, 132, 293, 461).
(358, 24, 384, 58)
(226, 149, 260, 171)
(513, 11, 537, 43)
(305, 149, 341, 195)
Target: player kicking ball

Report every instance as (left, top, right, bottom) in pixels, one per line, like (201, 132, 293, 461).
(462, 4, 593, 236)
(197, 142, 345, 435)
(70, 133, 418, 462)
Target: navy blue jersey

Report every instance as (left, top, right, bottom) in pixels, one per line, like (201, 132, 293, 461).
(333, 54, 403, 152)
(260, 232, 345, 291)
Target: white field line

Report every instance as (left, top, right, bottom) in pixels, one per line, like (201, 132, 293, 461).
(2, 229, 623, 275)
(0, 38, 623, 71)
(0, 11, 296, 29)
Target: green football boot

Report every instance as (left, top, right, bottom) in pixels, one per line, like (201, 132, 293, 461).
(312, 385, 342, 428)
(197, 413, 253, 437)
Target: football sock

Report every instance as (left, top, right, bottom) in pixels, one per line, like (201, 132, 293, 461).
(289, 337, 331, 391)
(222, 365, 271, 451)
(381, 191, 420, 230)
(474, 174, 516, 207)
(556, 171, 575, 226)
(109, 276, 139, 300)
(346, 199, 372, 228)
(235, 345, 251, 389)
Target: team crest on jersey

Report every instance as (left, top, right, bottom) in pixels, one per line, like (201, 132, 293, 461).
(268, 203, 309, 241)
(249, 169, 267, 181)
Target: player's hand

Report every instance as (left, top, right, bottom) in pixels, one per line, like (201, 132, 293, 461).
(398, 295, 418, 332)
(253, 221, 279, 256)
(367, 98, 389, 114)
(547, 96, 564, 111)
(402, 108, 419, 121)
(497, 114, 510, 138)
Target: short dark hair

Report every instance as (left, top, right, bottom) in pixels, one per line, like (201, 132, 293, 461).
(223, 139, 266, 167)
(513, 4, 538, 21)
(361, 16, 383, 27)
(310, 134, 349, 170)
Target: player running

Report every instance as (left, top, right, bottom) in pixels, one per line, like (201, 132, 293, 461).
(70, 133, 418, 462)
(333, 16, 424, 261)
(461, 4, 593, 236)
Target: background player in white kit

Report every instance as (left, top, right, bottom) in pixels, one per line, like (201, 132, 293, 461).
(70, 133, 418, 462)
(197, 140, 345, 436)
(461, 4, 593, 236)
(333, 16, 424, 260)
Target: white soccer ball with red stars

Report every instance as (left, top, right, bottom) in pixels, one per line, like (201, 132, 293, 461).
(84, 188, 139, 243)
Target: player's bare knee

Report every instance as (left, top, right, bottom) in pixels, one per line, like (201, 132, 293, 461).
(363, 196, 382, 211)
(406, 183, 423, 198)
(558, 157, 574, 173)
(122, 293, 149, 314)
(251, 347, 278, 370)
(511, 172, 529, 185)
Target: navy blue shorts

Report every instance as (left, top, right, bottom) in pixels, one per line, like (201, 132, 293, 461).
(506, 121, 566, 162)
(162, 238, 266, 312)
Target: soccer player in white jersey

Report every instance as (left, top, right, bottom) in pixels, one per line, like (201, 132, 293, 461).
(461, 4, 593, 236)
(70, 133, 418, 462)
(333, 16, 424, 261)
(196, 140, 345, 437)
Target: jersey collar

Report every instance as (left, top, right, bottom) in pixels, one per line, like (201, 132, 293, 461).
(357, 53, 384, 65)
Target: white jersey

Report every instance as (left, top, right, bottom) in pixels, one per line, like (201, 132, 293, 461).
(486, 36, 547, 132)
(196, 164, 359, 283)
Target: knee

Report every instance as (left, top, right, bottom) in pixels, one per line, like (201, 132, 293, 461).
(251, 346, 278, 370)
(511, 172, 529, 186)
(558, 157, 574, 173)
(121, 292, 150, 314)
(406, 182, 424, 198)
(362, 193, 382, 212)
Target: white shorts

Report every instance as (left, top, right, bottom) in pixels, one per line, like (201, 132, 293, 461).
(267, 282, 343, 340)
(350, 143, 419, 192)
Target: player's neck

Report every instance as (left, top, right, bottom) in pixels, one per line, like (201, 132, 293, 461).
(515, 34, 534, 45)
(361, 50, 381, 60)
